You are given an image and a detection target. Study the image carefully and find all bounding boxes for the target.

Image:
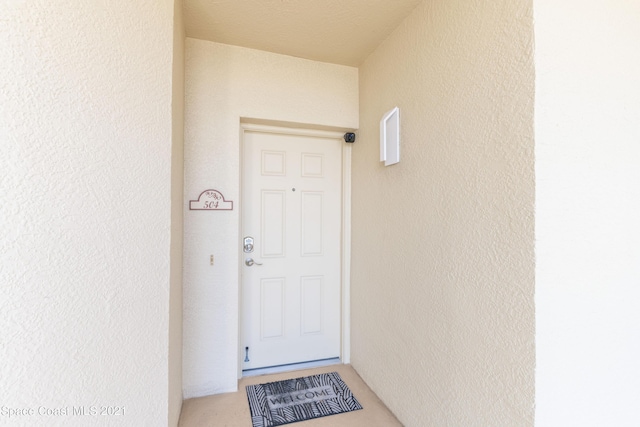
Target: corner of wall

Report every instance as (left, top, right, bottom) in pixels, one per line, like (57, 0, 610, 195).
(169, 0, 186, 424)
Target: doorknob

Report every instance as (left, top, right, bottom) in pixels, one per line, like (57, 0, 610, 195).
(245, 258, 263, 267)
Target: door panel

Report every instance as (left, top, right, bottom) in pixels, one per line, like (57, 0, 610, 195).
(261, 191, 286, 257)
(260, 278, 285, 340)
(301, 192, 323, 256)
(301, 276, 323, 335)
(242, 129, 341, 370)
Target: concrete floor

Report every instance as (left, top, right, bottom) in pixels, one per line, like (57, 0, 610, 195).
(179, 364, 403, 427)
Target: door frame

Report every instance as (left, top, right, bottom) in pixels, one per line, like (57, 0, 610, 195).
(238, 122, 352, 378)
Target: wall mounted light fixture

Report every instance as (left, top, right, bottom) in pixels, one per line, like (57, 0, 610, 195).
(380, 107, 400, 166)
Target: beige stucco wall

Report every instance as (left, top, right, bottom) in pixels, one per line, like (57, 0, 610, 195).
(535, 1, 640, 425)
(0, 1, 179, 425)
(182, 38, 358, 398)
(352, 0, 535, 425)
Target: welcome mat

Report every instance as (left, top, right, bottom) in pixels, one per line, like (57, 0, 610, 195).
(246, 371, 363, 427)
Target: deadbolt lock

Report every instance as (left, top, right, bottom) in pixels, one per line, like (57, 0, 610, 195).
(243, 236, 254, 253)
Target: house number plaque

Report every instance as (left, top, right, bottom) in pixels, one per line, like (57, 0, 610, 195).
(189, 189, 233, 210)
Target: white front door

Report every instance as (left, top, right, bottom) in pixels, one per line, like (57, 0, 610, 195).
(241, 127, 342, 370)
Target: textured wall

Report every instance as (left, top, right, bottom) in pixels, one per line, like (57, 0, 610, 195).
(183, 39, 358, 398)
(352, 0, 535, 426)
(535, 1, 640, 426)
(0, 1, 177, 426)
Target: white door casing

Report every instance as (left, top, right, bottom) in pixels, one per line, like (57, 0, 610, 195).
(241, 124, 346, 371)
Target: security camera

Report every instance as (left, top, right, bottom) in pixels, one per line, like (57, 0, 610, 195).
(344, 133, 356, 143)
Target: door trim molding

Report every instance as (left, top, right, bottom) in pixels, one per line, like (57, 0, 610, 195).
(240, 122, 348, 140)
(341, 143, 351, 364)
(238, 122, 352, 377)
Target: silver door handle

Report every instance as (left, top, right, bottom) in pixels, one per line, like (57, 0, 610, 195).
(245, 258, 263, 267)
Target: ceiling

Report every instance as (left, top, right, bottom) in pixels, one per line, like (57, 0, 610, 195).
(183, 0, 423, 67)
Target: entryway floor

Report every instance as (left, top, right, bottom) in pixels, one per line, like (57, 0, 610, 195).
(178, 364, 403, 427)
